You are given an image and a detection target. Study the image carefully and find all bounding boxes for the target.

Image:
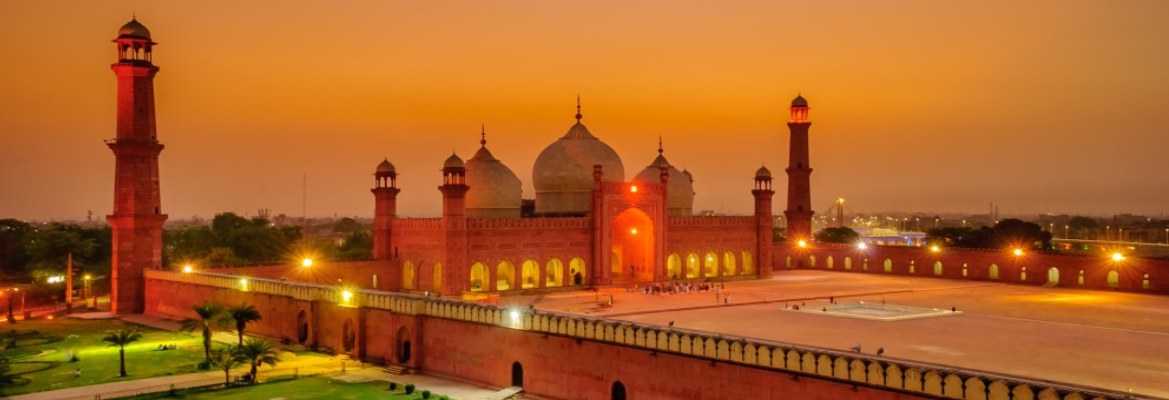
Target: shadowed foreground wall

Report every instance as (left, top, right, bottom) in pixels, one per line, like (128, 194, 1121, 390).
(144, 270, 1132, 400)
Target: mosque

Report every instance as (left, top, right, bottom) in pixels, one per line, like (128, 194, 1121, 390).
(367, 97, 815, 297)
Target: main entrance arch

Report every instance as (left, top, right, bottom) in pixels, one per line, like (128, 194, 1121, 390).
(610, 207, 654, 283)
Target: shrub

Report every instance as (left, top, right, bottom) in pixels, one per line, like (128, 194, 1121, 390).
(196, 360, 211, 370)
(422, 390, 431, 399)
(388, 381, 397, 390)
(404, 383, 415, 394)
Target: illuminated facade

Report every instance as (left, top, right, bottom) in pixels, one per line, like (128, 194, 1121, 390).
(370, 103, 786, 295)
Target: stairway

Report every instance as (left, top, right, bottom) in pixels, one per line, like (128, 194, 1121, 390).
(382, 364, 410, 375)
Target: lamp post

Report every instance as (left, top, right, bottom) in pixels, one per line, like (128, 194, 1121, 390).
(1165, 228, 1168, 245)
(1064, 225, 1069, 240)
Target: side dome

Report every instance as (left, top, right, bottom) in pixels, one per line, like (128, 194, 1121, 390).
(532, 116, 625, 214)
(631, 153, 694, 217)
(465, 145, 522, 219)
(376, 158, 396, 175)
(791, 94, 808, 107)
(118, 18, 151, 39)
(443, 153, 464, 168)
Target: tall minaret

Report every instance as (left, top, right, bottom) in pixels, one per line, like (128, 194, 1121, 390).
(439, 153, 469, 294)
(753, 166, 775, 276)
(107, 18, 166, 314)
(784, 95, 813, 243)
(371, 158, 399, 260)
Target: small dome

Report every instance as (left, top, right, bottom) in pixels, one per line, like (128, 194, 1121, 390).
(632, 153, 694, 216)
(465, 145, 522, 218)
(443, 153, 464, 169)
(118, 18, 151, 39)
(791, 94, 808, 108)
(532, 120, 625, 214)
(376, 158, 396, 174)
(755, 165, 772, 178)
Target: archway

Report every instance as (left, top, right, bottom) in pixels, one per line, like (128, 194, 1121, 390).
(521, 260, 539, 289)
(989, 264, 1000, 280)
(704, 252, 718, 277)
(785, 255, 792, 268)
(403, 260, 416, 290)
(612, 381, 626, 400)
(1020, 267, 1027, 281)
(296, 310, 309, 344)
(569, 257, 586, 286)
(610, 208, 655, 282)
(511, 361, 524, 387)
(667, 254, 682, 280)
(1107, 270, 1119, 288)
(844, 257, 852, 270)
(1143, 273, 1150, 290)
(883, 259, 893, 273)
(809, 255, 816, 268)
(546, 258, 564, 287)
(1047, 267, 1059, 285)
(741, 251, 754, 275)
(933, 261, 943, 276)
(433, 263, 443, 292)
(470, 262, 488, 292)
(342, 319, 356, 353)
(686, 253, 700, 278)
(497, 261, 516, 291)
(396, 327, 411, 364)
(723, 252, 736, 275)
(826, 256, 834, 269)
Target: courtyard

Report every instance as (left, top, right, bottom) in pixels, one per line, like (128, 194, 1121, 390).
(504, 270, 1169, 398)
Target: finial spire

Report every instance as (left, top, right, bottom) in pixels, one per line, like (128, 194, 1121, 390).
(658, 135, 664, 155)
(575, 95, 582, 121)
(480, 124, 486, 147)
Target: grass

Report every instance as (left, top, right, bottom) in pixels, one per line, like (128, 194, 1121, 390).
(0, 317, 212, 396)
(132, 376, 447, 400)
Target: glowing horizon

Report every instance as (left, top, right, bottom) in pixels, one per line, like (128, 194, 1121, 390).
(1, 1, 1168, 221)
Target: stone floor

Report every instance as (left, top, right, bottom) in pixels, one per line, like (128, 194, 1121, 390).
(499, 270, 1169, 399)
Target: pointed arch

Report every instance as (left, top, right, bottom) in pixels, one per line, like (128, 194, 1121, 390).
(723, 252, 736, 275)
(432, 263, 443, 292)
(883, 259, 893, 273)
(844, 257, 852, 270)
(704, 252, 719, 277)
(667, 254, 682, 280)
(569, 257, 586, 286)
(1107, 270, 1119, 288)
(403, 260, 416, 290)
(741, 251, 754, 275)
(826, 256, 834, 269)
(521, 260, 539, 289)
(470, 262, 488, 292)
(686, 253, 700, 278)
(545, 258, 564, 287)
(497, 261, 516, 291)
(933, 261, 943, 276)
(989, 263, 999, 280)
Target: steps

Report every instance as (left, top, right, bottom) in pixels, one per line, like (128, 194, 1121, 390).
(382, 364, 410, 375)
(485, 386, 524, 400)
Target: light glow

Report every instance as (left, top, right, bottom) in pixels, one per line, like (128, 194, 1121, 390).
(630, 185, 638, 193)
(301, 258, 314, 268)
(1111, 252, 1125, 262)
(857, 242, 868, 250)
(930, 245, 940, 253)
(182, 265, 193, 273)
(797, 240, 807, 248)
(509, 309, 521, 322)
(341, 290, 353, 302)
(1013, 248, 1024, 256)
(630, 228, 638, 235)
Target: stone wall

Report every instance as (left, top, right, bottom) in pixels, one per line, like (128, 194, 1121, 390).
(144, 270, 1132, 400)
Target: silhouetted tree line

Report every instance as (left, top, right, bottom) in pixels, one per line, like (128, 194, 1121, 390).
(0, 219, 109, 280)
(927, 219, 1052, 250)
(165, 212, 372, 268)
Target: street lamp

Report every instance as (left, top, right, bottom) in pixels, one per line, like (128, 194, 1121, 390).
(182, 265, 193, 273)
(930, 245, 941, 253)
(797, 240, 808, 248)
(1111, 252, 1125, 262)
(1013, 248, 1024, 257)
(1064, 225, 1069, 240)
(301, 258, 314, 268)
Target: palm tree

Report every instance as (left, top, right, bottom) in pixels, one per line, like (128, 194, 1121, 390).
(101, 329, 142, 377)
(180, 301, 225, 364)
(209, 345, 245, 386)
(237, 338, 281, 383)
(227, 303, 262, 346)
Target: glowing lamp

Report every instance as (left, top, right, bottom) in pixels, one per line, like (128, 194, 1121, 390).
(1111, 252, 1125, 262)
(930, 245, 940, 253)
(509, 309, 521, 322)
(239, 278, 248, 286)
(630, 228, 638, 235)
(630, 185, 638, 193)
(302, 258, 314, 268)
(797, 240, 808, 248)
(1013, 249, 1024, 256)
(182, 265, 193, 273)
(341, 290, 353, 302)
(857, 243, 868, 250)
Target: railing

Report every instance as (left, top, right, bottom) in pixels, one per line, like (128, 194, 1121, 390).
(145, 270, 1143, 400)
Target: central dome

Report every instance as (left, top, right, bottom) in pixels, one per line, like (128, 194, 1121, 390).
(532, 114, 624, 214)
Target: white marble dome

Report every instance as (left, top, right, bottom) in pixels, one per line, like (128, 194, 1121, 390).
(632, 153, 694, 216)
(532, 117, 624, 214)
(465, 144, 522, 218)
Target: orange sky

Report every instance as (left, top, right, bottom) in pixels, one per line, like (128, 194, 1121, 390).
(2, 1, 1168, 221)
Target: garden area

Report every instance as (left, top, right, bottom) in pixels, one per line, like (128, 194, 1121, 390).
(0, 317, 207, 396)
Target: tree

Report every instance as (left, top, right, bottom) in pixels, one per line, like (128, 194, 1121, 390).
(993, 219, 1052, 250)
(180, 302, 226, 363)
(926, 227, 995, 249)
(813, 227, 860, 244)
(332, 217, 363, 234)
(23, 227, 96, 278)
(333, 231, 372, 260)
(101, 329, 142, 377)
(0, 219, 32, 277)
(210, 345, 245, 385)
(237, 338, 280, 383)
(227, 303, 262, 346)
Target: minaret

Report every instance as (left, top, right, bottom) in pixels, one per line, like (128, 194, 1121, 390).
(107, 18, 166, 314)
(753, 166, 775, 276)
(371, 159, 399, 260)
(439, 153, 469, 294)
(784, 95, 813, 244)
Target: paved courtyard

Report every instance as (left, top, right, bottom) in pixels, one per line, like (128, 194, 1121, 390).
(501, 270, 1169, 398)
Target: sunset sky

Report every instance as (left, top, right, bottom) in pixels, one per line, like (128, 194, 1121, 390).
(2, 1, 1167, 221)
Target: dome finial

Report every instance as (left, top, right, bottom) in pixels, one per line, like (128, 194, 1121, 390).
(658, 135, 664, 155)
(480, 124, 487, 148)
(575, 95, 582, 121)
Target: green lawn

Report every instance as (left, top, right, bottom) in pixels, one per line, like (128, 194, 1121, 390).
(136, 376, 447, 400)
(0, 317, 212, 396)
